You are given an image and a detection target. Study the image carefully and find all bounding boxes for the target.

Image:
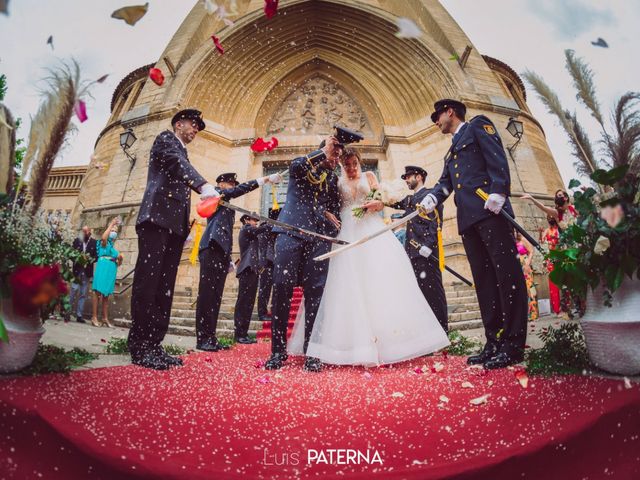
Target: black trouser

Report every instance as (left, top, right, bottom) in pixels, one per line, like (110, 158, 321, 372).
(271, 234, 330, 355)
(461, 215, 528, 354)
(411, 256, 448, 332)
(234, 269, 260, 338)
(257, 264, 274, 318)
(195, 245, 229, 344)
(128, 223, 185, 358)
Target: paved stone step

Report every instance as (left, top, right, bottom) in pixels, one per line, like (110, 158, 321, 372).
(448, 302, 481, 313)
(116, 317, 482, 339)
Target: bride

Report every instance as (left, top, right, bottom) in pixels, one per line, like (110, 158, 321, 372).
(288, 148, 449, 366)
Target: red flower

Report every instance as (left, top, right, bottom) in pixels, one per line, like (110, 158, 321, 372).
(10, 264, 68, 316)
(251, 137, 279, 152)
(264, 0, 278, 19)
(211, 35, 224, 55)
(148, 67, 164, 86)
(251, 137, 268, 152)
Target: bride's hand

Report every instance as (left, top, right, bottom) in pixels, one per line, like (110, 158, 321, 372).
(362, 200, 384, 213)
(324, 211, 341, 230)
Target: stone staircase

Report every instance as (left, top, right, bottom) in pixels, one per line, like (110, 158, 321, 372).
(115, 282, 481, 337)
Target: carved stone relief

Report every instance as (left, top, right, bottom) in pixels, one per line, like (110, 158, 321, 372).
(267, 75, 370, 136)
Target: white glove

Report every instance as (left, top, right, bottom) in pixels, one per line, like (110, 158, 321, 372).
(420, 193, 437, 213)
(200, 183, 220, 200)
(256, 176, 267, 186)
(484, 193, 506, 214)
(268, 173, 283, 184)
(419, 245, 433, 258)
(228, 261, 236, 273)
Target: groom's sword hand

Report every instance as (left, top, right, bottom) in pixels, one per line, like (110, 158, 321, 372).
(216, 199, 349, 246)
(475, 188, 544, 254)
(314, 209, 422, 261)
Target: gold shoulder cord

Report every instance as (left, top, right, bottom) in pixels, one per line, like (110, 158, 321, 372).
(435, 209, 445, 272)
(307, 170, 328, 191)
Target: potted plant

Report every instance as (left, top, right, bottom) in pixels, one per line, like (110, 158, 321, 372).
(0, 201, 84, 372)
(547, 165, 640, 375)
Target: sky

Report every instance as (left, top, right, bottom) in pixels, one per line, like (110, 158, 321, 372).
(1, 0, 638, 186)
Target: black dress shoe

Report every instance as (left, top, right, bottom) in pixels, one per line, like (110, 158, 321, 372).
(236, 337, 257, 345)
(76, 316, 86, 324)
(483, 351, 524, 370)
(467, 343, 500, 365)
(132, 351, 171, 371)
(154, 347, 184, 367)
(303, 356, 323, 372)
(265, 352, 288, 370)
(196, 339, 230, 352)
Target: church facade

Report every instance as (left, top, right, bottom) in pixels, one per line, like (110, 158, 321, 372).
(74, 0, 563, 315)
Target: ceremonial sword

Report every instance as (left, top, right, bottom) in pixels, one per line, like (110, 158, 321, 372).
(214, 198, 349, 246)
(475, 189, 544, 253)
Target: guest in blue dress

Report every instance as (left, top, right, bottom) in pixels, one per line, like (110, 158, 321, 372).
(91, 217, 123, 327)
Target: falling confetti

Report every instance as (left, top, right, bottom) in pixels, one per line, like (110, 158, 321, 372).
(211, 35, 224, 54)
(391, 391, 404, 398)
(461, 381, 474, 389)
(96, 74, 109, 84)
(74, 100, 88, 123)
(264, 0, 278, 19)
(591, 37, 609, 48)
(515, 369, 529, 388)
(470, 393, 491, 405)
(250, 136, 278, 152)
(395, 17, 422, 38)
(111, 3, 149, 26)
(46, 35, 54, 50)
(148, 67, 164, 86)
(439, 395, 449, 403)
(431, 362, 444, 373)
(449, 52, 460, 61)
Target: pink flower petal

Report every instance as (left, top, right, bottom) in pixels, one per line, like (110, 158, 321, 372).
(211, 35, 224, 55)
(264, 0, 278, 19)
(74, 100, 88, 123)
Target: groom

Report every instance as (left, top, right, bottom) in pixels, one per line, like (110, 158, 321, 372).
(265, 136, 343, 372)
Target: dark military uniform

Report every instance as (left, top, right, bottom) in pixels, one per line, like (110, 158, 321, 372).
(234, 220, 269, 339)
(195, 178, 260, 346)
(431, 115, 527, 357)
(392, 186, 448, 332)
(129, 129, 207, 359)
(257, 213, 278, 320)
(270, 149, 341, 356)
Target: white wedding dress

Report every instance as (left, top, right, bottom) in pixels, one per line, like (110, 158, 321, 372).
(287, 172, 450, 366)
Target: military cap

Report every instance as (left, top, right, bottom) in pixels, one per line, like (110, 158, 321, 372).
(240, 214, 259, 224)
(171, 108, 206, 131)
(401, 165, 428, 180)
(319, 125, 364, 149)
(430, 99, 467, 123)
(216, 172, 239, 186)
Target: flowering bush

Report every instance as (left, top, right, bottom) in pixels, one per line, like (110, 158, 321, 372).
(547, 165, 640, 306)
(0, 199, 83, 320)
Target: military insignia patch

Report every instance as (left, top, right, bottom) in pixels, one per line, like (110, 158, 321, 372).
(483, 124, 496, 135)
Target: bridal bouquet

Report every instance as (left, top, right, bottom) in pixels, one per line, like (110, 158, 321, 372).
(352, 179, 411, 218)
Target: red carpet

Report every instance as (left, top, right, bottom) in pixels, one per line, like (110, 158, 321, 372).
(1, 342, 639, 480)
(256, 287, 303, 340)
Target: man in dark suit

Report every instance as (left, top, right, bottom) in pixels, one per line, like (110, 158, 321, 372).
(265, 136, 343, 372)
(66, 225, 98, 323)
(257, 208, 279, 322)
(129, 109, 220, 370)
(421, 99, 527, 369)
(196, 172, 281, 351)
(391, 166, 448, 332)
(233, 214, 269, 344)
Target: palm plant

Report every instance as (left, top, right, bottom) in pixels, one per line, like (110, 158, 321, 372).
(523, 49, 640, 183)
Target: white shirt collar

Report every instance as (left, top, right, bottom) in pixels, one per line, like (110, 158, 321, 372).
(416, 185, 426, 194)
(174, 131, 186, 150)
(454, 121, 467, 135)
